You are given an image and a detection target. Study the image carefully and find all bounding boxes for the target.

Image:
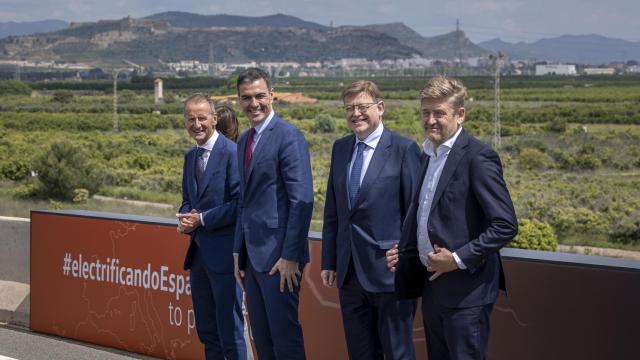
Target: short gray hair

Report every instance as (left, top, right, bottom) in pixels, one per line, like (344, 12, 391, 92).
(183, 93, 215, 116)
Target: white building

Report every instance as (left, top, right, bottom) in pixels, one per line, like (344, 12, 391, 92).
(339, 58, 370, 68)
(627, 65, 640, 74)
(535, 64, 577, 76)
(583, 68, 616, 75)
(261, 62, 300, 69)
(228, 62, 258, 70)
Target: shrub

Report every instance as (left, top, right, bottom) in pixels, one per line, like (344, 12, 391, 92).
(511, 219, 558, 251)
(518, 147, 553, 170)
(0, 80, 31, 96)
(51, 91, 74, 103)
(0, 159, 31, 181)
(550, 206, 608, 235)
(546, 118, 567, 133)
(13, 183, 39, 199)
(34, 139, 105, 200)
(609, 211, 640, 245)
(72, 188, 90, 203)
(48, 199, 63, 210)
(118, 90, 136, 103)
(312, 113, 336, 133)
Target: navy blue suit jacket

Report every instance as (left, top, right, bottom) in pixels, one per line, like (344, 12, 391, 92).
(180, 134, 240, 274)
(322, 128, 422, 292)
(234, 115, 314, 272)
(395, 129, 518, 307)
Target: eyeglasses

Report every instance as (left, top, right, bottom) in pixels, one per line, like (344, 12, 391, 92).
(344, 102, 379, 113)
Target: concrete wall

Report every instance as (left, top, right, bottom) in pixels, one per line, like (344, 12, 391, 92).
(0, 216, 30, 284)
(0, 216, 30, 326)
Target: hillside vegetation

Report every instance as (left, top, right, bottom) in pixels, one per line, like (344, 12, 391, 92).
(1, 75, 639, 251)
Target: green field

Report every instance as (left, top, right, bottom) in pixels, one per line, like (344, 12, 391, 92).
(1, 76, 639, 250)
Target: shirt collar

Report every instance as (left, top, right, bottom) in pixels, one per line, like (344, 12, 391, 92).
(423, 126, 463, 157)
(355, 122, 384, 150)
(199, 129, 218, 151)
(253, 110, 275, 135)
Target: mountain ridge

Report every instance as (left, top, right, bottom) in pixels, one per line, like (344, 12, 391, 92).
(2, 12, 637, 66)
(0, 20, 69, 38)
(479, 34, 640, 64)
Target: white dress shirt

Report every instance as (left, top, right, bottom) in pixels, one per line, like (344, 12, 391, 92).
(348, 122, 384, 189)
(416, 126, 466, 269)
(198, 129, 219, 169)
(196, 130, 219, 225)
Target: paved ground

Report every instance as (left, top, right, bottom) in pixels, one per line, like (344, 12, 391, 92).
(0, 324, 156, 360)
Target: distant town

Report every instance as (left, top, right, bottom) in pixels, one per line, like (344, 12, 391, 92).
(1, 12, 639, 82)
(1, 56, 639, 82)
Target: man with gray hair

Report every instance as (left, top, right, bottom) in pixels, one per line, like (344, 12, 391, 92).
(387, 76, 518, 360)
(178, 93, 246, 360)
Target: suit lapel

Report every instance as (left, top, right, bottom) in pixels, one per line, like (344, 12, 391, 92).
(197, 135, 225, 198)
(338, 136, 356, 210)
(413, 154, 430, 206)
(238, 130, 249, 185)
(351, 128, 392, 211)
(430, 130, 469, 211)
(187, 148, 198, 203)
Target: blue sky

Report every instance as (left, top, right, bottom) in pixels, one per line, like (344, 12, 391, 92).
(1, 0, 638, 43)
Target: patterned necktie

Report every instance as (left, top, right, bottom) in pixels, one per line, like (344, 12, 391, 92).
(244, 128, 256, 179)
(349, 142, 366, 206)
(195, 147, 206, 186)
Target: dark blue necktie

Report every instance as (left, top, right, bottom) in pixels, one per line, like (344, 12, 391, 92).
(195, 147, 206, 186)
(349, 142, 366, 206)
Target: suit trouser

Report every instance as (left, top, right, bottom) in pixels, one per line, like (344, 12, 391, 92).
(190, 247, 247, 360)
(244, 258, 306, 360)
(421, 282, 494, 360)
(338, 264, 416, 360)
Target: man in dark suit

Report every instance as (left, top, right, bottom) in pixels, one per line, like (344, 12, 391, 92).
(233, 68, 314, 360)
(387, 76, 518, 360)
(177, 93, 246, 360)
(321, 80, 421, 359)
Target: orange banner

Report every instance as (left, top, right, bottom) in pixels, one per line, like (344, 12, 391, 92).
(31, 211, 203, 359)
(30, 211, 426, 359)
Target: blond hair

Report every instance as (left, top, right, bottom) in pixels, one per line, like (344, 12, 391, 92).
(420, 76, 466, 109)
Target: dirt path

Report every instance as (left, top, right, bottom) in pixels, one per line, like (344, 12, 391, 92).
(93, 195, 173, 209)
(558, 244, 640, 261)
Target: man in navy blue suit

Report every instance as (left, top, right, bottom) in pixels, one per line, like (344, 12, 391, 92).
(177, 94, 246, 360)
(233, 68, 314, 360)
(387, 76, 518, 360)
(321, 80, 421, 359)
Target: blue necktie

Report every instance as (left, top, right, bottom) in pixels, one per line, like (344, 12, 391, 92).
(349, 142, 366, 206)
(195, 147, 206, 186)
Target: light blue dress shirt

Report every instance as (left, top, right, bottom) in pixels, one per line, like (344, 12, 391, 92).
(416, 126, 466, 269)
(249, 110, 275, 153)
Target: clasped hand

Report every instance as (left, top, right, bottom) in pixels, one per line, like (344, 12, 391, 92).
(385, 244, 458, 281)
(176, 209, 201, 234)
